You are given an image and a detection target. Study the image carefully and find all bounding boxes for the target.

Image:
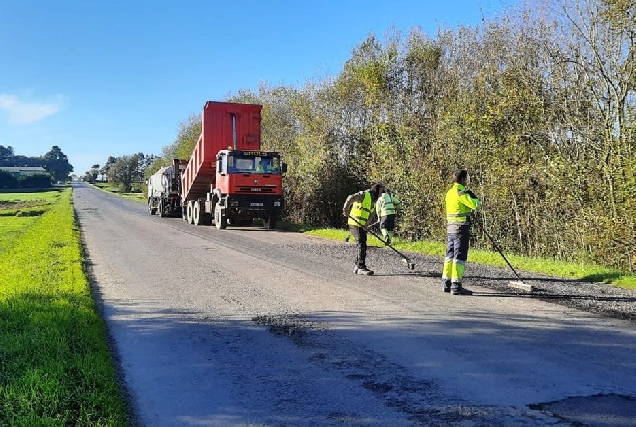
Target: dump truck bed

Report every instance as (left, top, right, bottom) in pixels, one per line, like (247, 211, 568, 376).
(181, 101, 262, 202)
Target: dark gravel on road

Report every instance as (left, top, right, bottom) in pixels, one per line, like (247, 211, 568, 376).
(298, 241, 636, 323)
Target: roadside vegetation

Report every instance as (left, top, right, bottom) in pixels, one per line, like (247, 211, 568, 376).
(0, 190, 129, 426)
(92, 181, 145, 203)
(94, 0, 634, 280)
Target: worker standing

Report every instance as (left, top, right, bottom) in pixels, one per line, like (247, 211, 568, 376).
(442, 169, 480, 295)
(343, 182, 383, 275)
(375, 188, 400, 245)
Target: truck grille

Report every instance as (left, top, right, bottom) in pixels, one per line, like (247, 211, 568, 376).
(238, 187, 275, 193)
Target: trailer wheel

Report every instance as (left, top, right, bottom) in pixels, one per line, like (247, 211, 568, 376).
(214, 204, 227, 230)
(264, 212, 277, 230)
(193, 201, 204, 226)
(148, 199, 156, 215)
(186, 201, 195, 224)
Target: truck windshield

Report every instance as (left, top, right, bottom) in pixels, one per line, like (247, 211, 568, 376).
(228, 155, 281, 174)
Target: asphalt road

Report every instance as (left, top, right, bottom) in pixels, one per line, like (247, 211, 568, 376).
(72, 182, 636, 426)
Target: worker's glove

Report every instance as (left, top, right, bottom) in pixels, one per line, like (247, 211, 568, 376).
(385, 238, 391, 246)
(342, 211, 348, 217)
(466, 190, 477, 199)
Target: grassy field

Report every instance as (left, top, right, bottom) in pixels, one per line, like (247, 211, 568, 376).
(0, 189, 129, 425)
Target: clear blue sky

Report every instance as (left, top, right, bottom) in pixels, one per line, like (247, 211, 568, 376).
(0, 0, 515, 176)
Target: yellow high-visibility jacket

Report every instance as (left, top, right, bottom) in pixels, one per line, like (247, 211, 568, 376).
(347, 191, 373, 227)
(445, 183, 480, 230)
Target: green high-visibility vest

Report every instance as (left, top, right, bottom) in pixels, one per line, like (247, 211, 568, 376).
(377, 193, 398, 217)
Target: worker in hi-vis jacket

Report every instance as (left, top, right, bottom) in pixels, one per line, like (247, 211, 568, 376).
(442, 169, 480, 295)
(343, 182, 383, 276)
(375, 188, 400, 245)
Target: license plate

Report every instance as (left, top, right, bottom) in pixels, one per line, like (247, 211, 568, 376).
(250, 202, 263, 207)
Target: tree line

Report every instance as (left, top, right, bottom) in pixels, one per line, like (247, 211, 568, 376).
(0, 145, 74, 188)
(83, 153, 157, 193)
(111, 0, 636, 273)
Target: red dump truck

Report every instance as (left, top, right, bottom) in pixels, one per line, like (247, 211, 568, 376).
(178, 101, 286, 229)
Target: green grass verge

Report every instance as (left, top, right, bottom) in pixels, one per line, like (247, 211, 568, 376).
(305, 228, 636, 290)
(0, 191, 63, 255)
(92, 182, 145, 203)
(0, 189, 129, 426)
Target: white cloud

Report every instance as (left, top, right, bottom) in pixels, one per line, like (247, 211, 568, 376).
(0, 94, 63, 124)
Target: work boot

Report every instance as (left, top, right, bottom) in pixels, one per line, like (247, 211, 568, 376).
(451, 283, 473, 296)
(443, 280, 451, 293)
(354, 266, 374, 276)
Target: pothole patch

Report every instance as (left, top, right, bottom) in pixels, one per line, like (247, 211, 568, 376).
(529, 393, 636, 426)
(252, 314, 323, 339)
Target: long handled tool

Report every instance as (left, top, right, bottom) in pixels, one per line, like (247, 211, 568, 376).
(348, 215, 415, 270)
(474, 218, 533, 292)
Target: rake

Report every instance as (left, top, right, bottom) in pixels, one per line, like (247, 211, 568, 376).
(474, 218, 533, 292)
(347, 215, 415, 270)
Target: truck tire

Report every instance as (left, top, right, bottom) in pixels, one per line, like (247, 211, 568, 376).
(214, 204, 227, 230)
(186, 201, 195, 224)
(264, 212, 277, 230)
(193, 201, 204, 226)
(148, 199, 156, 215)
(158, 200, 165, 218)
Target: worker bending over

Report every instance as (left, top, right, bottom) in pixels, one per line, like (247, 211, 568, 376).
(343, 183, 383, 275)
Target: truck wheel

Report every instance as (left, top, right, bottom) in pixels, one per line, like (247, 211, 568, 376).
(158, 200, 165, 218)
(148, 200, 156, 215)
(214, 205, 227, 230)
(186, 201, 195, 224)
(193, 201, 204, 226)
(264, 212, 277, 229)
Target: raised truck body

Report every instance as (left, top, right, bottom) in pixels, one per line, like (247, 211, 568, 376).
(177, 101, 285, 229)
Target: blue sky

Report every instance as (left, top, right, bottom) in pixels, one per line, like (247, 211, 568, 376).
(0, 0, 515, 176)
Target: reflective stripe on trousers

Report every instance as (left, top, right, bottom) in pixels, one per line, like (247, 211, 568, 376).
(442, 227, 470, 283)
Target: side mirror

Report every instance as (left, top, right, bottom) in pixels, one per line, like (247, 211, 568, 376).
(281, 163, 288, 174)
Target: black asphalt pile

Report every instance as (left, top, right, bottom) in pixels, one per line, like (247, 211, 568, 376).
(292, 241, 636, 323)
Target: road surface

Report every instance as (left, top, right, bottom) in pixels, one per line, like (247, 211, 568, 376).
(72, 182, 636, 426)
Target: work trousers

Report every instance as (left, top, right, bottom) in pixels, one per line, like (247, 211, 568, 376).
(378, 215, 396, 242)
(442, 225, 470, 285)
(349, 225, 367, 267)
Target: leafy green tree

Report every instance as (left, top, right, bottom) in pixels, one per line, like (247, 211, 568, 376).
(0, 145, 14, 159)
(42, 146, 73, 182)
(107, 155, 140, 192)
(100, 156, 117, 182)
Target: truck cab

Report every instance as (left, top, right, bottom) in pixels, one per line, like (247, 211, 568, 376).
(211, 150, 286, 228)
